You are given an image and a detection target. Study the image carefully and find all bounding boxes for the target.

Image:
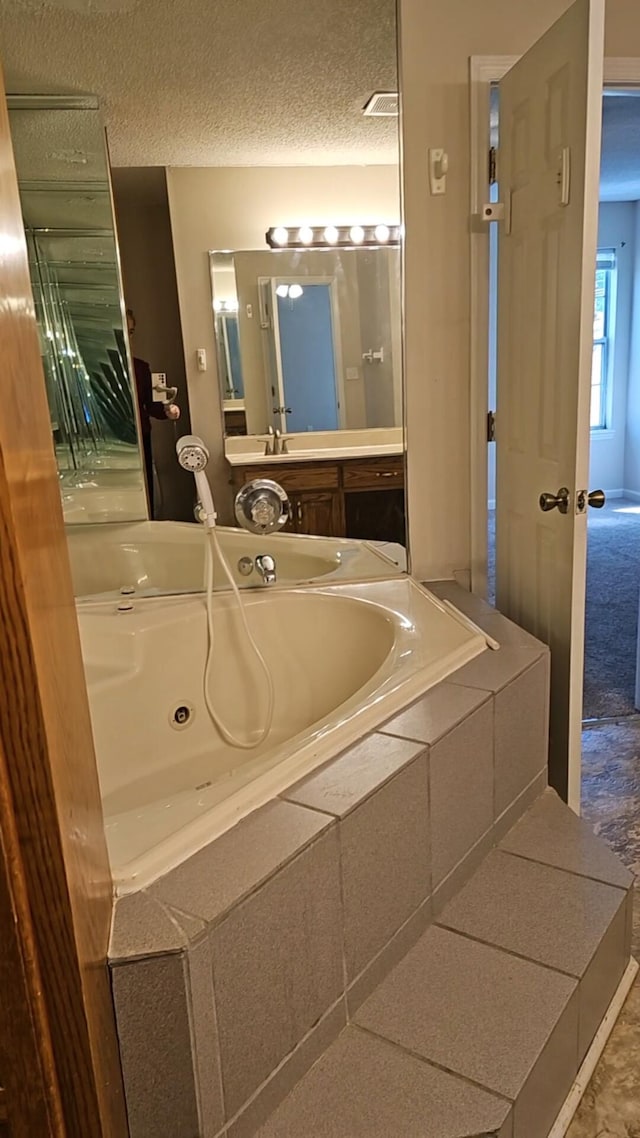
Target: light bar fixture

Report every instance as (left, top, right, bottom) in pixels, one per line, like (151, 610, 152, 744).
(265, 224, 401, 250)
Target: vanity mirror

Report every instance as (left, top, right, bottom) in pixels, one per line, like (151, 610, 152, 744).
(7, 98, 147, 525)
(211, 242, 402, 438)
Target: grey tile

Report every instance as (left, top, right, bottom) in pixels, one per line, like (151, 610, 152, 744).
(227, 1000, 346, 1138)
(449, 644, 547, 695)
(578, 895, 629, 1062)
(347, 896, 432, 1016)
(430, 699, 494, 888)
(212, 829, 343, 1118)
(283, 733, 425, 818)
(493, 771, 548, 845)
(380, 681, 490, 746)
(494, 657, 549, 817)
(110, 891, 205, 963)
(111, 953, 199, 1138)
(427, 580, 497, 619)
(427, 583, 548, 655)
(187, 938, 224, 1137)
(253, 1026, 513, 1138)
(149, 799, 331, 924)
(340, 755, 430, 980)
(514, 987, 579, 1138)
(431, 826, 496, 917)
(500, 788, 634, 890)
(355, 925, 577, 1101)
(477, 614, 547, 652)
(439, 849, 627, 978)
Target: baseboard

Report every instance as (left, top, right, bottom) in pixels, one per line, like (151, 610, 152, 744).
(548, 957, 638, 1137)
(622, 489, 640, 502)
(603, 488, 624, 499)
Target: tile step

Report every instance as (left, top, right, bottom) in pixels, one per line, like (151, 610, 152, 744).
(253, 791, 634, 1138)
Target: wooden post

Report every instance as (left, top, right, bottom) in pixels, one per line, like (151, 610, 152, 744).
(0, 69, 128, 1137)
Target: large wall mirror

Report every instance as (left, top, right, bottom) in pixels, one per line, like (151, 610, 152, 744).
(7, 99, 147, 525)
(0, 0, 404, 598)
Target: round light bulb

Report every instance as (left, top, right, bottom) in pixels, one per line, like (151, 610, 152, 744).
(272, 227, 289, 246)
(227, 298, 239, 312)
(213, 298, 223, 312)
(324, 225, 339, 245)
(350, 225, 365, 244)
(276, 284, 289, 298)
(374, 224, 390, 244)
(288, 284, 303, 299)
(298, 226, 314, 245)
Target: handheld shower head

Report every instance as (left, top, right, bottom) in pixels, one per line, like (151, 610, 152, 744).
(176, 435, 216, 528)
(176, 434, 210, 472)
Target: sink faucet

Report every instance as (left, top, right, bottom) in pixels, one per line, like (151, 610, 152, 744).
(264, 426, 275, 456)
(273, 429, 292, 455)
(255, 554, 277, 584)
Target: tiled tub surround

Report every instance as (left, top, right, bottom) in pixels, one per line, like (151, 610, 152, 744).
(109, 585, 634, 1138)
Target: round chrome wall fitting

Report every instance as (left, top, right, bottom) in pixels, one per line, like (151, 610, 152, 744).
(234, 479, 290, 534)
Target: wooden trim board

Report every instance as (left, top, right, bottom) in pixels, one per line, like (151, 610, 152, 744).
(0, 69, 128, 1136)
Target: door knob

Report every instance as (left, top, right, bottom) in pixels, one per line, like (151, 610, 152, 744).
(576, 488, 606, 512)
(539, 487, 570, 514)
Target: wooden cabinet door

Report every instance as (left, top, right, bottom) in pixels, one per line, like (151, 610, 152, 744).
(291, 490, 344, 537)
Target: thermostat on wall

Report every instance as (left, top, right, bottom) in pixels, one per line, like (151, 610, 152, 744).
(152, 372, 168, 402)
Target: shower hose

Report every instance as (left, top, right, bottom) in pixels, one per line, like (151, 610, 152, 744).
(203, 526, 275, 749)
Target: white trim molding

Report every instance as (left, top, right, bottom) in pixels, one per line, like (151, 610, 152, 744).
(469, 55, 640, 595)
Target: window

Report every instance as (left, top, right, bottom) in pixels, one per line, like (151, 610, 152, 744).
(591, 251, 616, 430)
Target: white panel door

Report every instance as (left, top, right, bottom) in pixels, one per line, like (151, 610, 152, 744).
(496, 0, 604, 809)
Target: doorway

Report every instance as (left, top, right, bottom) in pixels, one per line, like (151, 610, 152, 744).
(262, 276, 345, 433)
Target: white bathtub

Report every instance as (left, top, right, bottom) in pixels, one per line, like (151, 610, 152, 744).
(79, 578, 488, 893)
(67, 520, 403, 599)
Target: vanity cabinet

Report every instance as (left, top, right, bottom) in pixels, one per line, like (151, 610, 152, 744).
(289, 489, 345, 536)
(229, 454, 405, 543)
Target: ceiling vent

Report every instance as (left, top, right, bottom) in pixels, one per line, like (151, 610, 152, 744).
(363, 92, 399, 117)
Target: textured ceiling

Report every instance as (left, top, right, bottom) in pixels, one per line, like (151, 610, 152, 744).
(0, 0, 399, 167)
(600, 94, 640, 201)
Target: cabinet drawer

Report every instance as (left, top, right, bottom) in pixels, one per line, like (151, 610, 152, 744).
(342, 456, 405, 490)
(234, 464, 340, 492)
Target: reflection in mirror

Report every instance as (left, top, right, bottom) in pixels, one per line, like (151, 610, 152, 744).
(211, 245, 402, 438)
(7, 101, 147, 524)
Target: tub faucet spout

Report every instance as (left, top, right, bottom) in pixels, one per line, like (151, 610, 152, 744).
(255, 554, 276, 584)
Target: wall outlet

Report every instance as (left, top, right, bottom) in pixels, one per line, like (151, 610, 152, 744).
(346, 366, 360, 381)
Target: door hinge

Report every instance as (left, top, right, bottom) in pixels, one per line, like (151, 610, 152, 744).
(489, 146, 498, 186)
(487, 410, 496, 443)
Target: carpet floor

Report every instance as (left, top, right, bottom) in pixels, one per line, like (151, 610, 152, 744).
(488, 500, 640, 720)
(584, 499, 640, 719)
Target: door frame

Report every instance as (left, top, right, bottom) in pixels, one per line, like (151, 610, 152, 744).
(263, 275, 347, 432)
(469, 55, 640, 599)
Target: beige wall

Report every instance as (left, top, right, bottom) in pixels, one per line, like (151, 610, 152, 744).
(166, 165, 401, 519)
(112, 168, 194, 521)
(399, 0, 640, 581)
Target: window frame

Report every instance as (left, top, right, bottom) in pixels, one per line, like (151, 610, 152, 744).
(591, 250, 617, 433)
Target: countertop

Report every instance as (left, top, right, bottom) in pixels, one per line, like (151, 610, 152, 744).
(225, 443, 405, 466)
